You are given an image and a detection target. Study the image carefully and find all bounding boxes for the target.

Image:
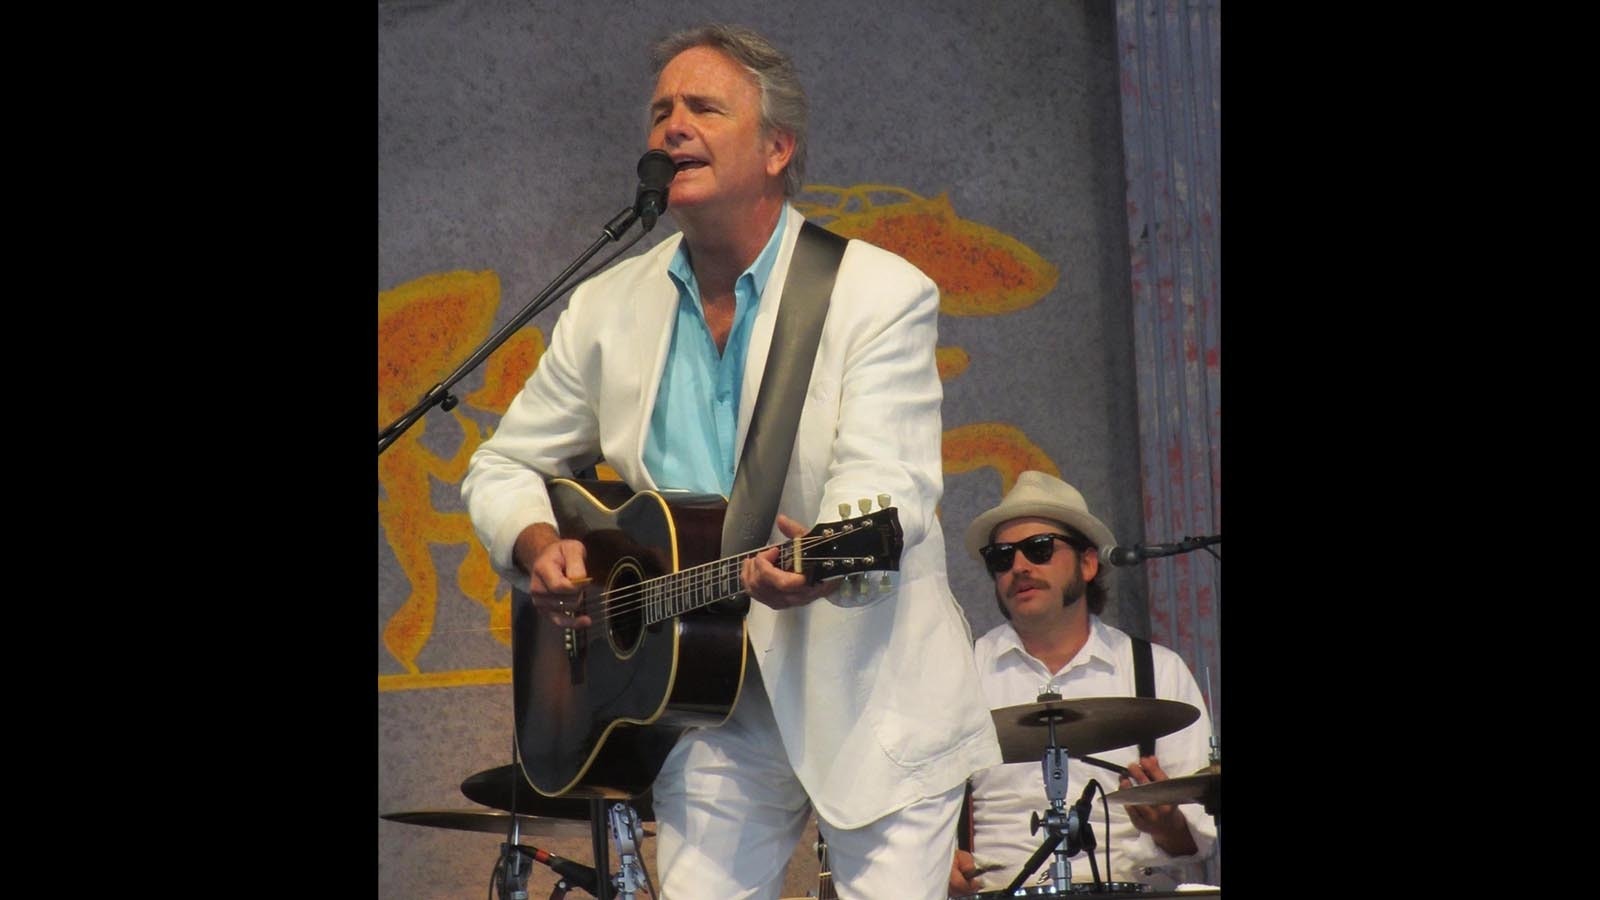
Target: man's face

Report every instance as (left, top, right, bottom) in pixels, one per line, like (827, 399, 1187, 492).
(990, 517, 1095, 626)
(648, 46, 790, 217)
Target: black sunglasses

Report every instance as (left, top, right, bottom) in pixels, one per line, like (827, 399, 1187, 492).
(979, 533, 1083, 574)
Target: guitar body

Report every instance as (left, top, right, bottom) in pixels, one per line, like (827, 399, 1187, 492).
(513, 479, 749, 799)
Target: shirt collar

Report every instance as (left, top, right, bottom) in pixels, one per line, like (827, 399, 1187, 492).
(666, 203, 789, 303)
(997, 614, 1121, 672)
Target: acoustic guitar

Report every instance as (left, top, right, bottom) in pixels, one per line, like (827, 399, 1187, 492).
(513, 478, 904, 799)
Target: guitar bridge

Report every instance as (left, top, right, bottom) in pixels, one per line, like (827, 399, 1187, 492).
(564, 626, 587, 683)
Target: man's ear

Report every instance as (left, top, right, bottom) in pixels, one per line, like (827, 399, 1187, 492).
(764, 129, 796, 178)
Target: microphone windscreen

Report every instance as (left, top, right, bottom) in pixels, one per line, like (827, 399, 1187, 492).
(637, 149, 675, 189)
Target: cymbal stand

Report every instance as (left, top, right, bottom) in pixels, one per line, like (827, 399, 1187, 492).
(1203, 665, 1221, 837)
(607, 801, 646, 899)
(1003, 708, 1084, 895)
(497, 809, 532, 900)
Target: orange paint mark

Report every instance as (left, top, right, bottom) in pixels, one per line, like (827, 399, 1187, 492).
(379, 270, 547, 680)
(942, 423, 1060, 493)
(379, 668, 512, 692)
(378, 270, 501, 426)
(937, 346, 970, 381)
(465, 328, 546, 414)
(795, 185, 1059, 317)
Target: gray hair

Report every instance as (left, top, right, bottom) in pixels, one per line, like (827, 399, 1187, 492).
(650, 24, 809, 197)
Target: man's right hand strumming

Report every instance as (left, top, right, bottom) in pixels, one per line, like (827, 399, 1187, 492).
(514, 522, 592, 628)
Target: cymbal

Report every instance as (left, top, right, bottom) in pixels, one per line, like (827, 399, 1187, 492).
(382, 808, 594, 839)
(990, 697, 1200, 762)
(383, 807, 658, 839)
(462, 765, 656, 822)
(1106, 764, 1220, 807)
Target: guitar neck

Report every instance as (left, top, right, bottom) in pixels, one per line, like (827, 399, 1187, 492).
(817, 840, 836, 900)
(643, 542, 796, 626)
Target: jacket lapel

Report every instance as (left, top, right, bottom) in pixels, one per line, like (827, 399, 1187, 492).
(623, 234, 684, 488)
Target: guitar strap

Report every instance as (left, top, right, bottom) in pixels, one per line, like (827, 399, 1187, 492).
(719, 220, 848, 597)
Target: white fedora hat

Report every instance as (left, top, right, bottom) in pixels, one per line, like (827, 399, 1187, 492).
(962, 471, 1117, 562)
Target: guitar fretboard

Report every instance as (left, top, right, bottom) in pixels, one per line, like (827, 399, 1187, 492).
(643, 541, 797, 625)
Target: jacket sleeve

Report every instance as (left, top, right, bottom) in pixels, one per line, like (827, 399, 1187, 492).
(460, 292, 604, 583)
(809, 240, 946, 571)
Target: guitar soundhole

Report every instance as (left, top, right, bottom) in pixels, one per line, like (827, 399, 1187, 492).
(604, 558, 645, 658)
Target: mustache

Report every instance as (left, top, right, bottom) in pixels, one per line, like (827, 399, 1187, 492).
(1007, 577, 1049, 598)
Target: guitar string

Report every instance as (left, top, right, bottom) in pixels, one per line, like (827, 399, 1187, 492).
(406, 531, 891, 636)
(565, 530, 850, 615)
(400, 531, 876, 637)
(587, 530, 889, 619)
(597, 552, 877, 620)
(405, 539, 879, 641)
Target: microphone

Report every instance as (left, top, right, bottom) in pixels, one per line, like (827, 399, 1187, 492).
(1072, 780, 1100, 855)
(1073, 779, 1099, 822)
(1102, 534, 1222, 566)
(517, 846, 599, 895)
(634, 149, 676, 232)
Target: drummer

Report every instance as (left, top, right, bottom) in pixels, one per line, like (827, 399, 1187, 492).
(948, 472, 1217, 896)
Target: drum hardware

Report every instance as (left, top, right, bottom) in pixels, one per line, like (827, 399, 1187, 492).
(380, 807, 655, 839)
(461, 764, 658, 822)
(989, 698, 1200, 764)
(380, 806, 611, 899)
(1203, 665, 1221, 834)
(606, 800, 648, 900)
(961, 886, 1149, 897)
(1104, 764, 1219, 816)
(1000, 694, 1102, 896)
(989, 693, 1210, 896)
(456, 762, 654, 899)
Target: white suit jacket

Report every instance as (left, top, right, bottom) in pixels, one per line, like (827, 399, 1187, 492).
(463, 204, 1001, 827)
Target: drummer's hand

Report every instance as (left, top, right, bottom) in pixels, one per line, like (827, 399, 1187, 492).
(515, 523, 592, 629)
(948, 848, 982, 897)
(1120, 755, 1198, 856)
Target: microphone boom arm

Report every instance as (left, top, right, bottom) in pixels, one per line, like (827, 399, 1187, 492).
(378, 204, 643, 456)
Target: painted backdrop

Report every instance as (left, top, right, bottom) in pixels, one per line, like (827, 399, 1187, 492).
(379, 1, 1210, 897)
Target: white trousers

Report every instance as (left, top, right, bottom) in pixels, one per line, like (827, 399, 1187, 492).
(651, 664, 962, 900)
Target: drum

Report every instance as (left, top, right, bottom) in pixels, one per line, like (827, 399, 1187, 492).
(962, 884, 1149, 897)
(953, 883, 1081, 890)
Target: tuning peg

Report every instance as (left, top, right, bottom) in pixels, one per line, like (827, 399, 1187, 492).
(879, 571, 891, 590)
(877, 493, 890, 509)
(838, 502, 852, 519)
(858, 497, 872, 514)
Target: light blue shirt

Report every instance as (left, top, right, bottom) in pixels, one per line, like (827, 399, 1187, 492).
(643, 210, 788, 496)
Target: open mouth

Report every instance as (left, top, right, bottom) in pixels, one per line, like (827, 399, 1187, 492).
(674, 159, 707, 172)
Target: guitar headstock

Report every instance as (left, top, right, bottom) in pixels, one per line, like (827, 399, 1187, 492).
(794, 494, 904, 593)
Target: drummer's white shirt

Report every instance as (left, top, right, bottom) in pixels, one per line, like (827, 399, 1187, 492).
(966, 615, 1217, 893)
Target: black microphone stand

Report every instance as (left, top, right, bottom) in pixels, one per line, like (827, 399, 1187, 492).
(377, 203, 654, 456)
(589, 799, 612, 900)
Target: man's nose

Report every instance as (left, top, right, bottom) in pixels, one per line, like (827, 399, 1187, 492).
(660, 106, 692, 143)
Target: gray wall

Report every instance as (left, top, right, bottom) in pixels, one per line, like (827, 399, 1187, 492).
(379, 2, 1147, 896)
